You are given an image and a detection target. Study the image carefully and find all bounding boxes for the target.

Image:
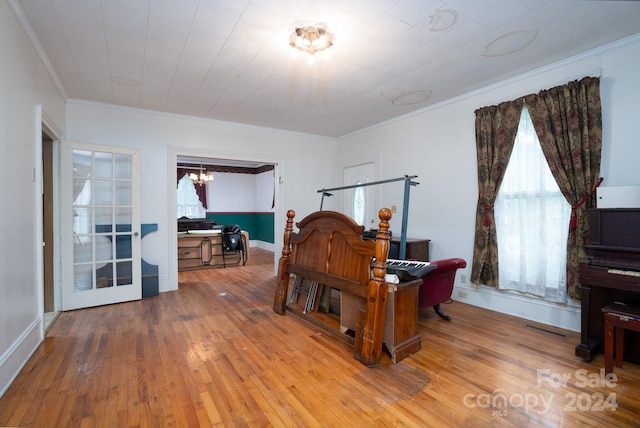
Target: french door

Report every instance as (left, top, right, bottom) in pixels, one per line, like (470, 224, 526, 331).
(61, 142, 141, 310)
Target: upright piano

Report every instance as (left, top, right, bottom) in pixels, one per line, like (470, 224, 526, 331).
(575, 208, 640, 362)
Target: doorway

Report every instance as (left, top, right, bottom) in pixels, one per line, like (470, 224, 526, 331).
(42, 131, 56, 331)
(171, 153, 282, 289)
(342, 162, 378, 228)
(38, 109, 64, 333)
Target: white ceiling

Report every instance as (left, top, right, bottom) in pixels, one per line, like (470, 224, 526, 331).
(15, 0, 640, 138)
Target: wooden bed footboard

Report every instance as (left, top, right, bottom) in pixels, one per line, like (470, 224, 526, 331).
(273, 208, 392, 367)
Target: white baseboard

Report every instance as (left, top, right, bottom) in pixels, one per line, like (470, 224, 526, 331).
(0, 318, 42, 398)
(254, 241, 275, 252)
(452, 284, 581, 332)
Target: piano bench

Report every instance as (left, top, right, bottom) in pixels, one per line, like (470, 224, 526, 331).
(602, 303, 640, 375)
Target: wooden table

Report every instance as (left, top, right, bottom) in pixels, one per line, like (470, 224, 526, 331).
(341, 278, 422, 363)
(177, 230, 249, 270)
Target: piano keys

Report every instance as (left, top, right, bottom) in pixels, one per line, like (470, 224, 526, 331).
(384, 258, 436, 281)
(371, 258, 435, 280)
(576, 208, 640, 362)
(607, 268, 640, 277)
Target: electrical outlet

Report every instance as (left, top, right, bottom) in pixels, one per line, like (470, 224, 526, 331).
(461, 274, 467, 284)
(391, 205, 397, 213)
(458, 291, 467, 298)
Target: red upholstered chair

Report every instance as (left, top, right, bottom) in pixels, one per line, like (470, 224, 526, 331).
(418, 258, 467, 321)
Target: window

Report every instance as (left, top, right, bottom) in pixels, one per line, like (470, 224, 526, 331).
(494, 106, 571, 302)
(177, 174, 206, 218)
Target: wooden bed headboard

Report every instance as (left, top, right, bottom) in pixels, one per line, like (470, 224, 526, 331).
(273, 208, 392, 367)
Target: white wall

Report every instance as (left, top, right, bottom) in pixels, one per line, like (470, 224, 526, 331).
(64, 101, 337, 295)
(204, 169, 277, 215)
(600, 39, 640, 187)
(205, 170, 277, 251)
(256, 169, 276, 214)
(207, 172, 257, 212)
(337, 35, 640, 332)
(0, 0, 66, 397)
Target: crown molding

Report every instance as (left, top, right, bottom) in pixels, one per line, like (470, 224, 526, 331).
(7, 0, 68, 100)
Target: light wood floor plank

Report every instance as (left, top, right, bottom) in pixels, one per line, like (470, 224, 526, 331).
(1, 248, 639, 427)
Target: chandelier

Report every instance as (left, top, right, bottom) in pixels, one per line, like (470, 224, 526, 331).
(189, 165, 213, 186)
(289, 23, 333, 63)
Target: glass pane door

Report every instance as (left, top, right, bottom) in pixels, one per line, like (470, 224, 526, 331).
(62, 143, 141, 310)
(343, 162, 377, 228)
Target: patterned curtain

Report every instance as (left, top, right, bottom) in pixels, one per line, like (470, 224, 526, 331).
(470, 99, 523, 286)
(524, 76, 602, 299)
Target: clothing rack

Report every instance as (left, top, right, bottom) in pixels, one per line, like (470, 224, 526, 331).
(317, 175, 419, 260)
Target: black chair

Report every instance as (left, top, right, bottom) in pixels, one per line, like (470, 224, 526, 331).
(220, 224, 246, 267)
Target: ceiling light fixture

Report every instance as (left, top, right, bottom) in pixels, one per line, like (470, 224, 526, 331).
(289, 23, 333, 64)
(189, 164, 213, 186)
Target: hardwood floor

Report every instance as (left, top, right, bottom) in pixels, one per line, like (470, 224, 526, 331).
(1, 248, 639, 427)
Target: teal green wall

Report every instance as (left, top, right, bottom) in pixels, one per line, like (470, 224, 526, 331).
(206, 212, 275, 243)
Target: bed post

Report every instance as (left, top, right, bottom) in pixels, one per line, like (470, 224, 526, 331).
(273, 210, 295, 315)
(354, 207, 392, 366)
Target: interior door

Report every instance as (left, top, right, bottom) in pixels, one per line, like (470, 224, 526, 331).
(42, 133, 54, 313)
(61, 142, 141, 310)
(342, 162, 377, 228)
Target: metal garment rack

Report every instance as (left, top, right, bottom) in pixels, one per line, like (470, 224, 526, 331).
(318, 175, 419, 260)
